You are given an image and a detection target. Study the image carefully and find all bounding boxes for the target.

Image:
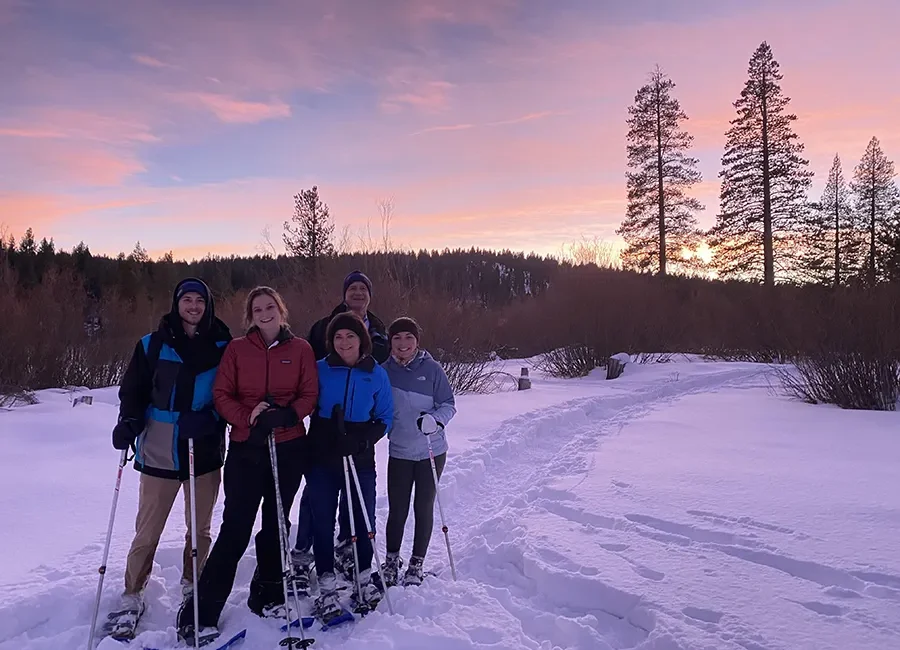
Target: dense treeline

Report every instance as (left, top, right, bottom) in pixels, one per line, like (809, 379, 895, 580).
(3, 235, 900, 402)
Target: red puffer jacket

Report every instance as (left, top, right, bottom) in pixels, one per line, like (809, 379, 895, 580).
(213, 327, 318, 444)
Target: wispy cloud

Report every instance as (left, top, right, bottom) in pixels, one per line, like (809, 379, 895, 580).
(131, 53, 178, 70)
(173, 92, 292, 124)
(411, 110, 565, 136)
(380, 81, 455, 114)
(0, 109, 159, 144)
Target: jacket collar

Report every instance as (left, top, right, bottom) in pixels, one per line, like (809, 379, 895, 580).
(247, 325, 294, 349)
(325, 351, 376, 372)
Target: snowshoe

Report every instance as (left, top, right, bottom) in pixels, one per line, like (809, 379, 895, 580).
(177, 623, 222, 647)
(313, 573, 353, 629)
(102, 593, 144, 641)
(402, 556, 425, 587)
(349, 569, 384, 614)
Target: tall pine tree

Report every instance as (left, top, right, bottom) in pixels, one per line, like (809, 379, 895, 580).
(283, 185, 336, 261)
(709, 42, 812, 286)
(850, 136, 899, 285)
(617, 66, 703, 275)
(798, 154, 860, 286)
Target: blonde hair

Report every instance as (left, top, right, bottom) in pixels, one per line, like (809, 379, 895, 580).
(244, 286, 289, 330)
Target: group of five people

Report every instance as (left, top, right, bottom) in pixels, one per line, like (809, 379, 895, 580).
(107, 271, 456, 644)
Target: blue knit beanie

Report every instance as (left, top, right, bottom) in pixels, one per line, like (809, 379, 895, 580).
(343, 270, 372, 297)
(175, 278, 209, 302)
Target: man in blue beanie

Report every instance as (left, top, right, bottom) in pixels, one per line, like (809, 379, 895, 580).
(291, 270, 390, 591)
(103, 277, 232, 641)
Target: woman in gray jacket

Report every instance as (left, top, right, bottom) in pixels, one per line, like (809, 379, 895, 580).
(381, 317, 457, 586)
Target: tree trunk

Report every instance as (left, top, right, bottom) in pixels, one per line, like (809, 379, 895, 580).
(869, 167, 877, 286)
(834, 197, 840, 287)
(656, 80, 666, 276)
(761, 68, 774, 287)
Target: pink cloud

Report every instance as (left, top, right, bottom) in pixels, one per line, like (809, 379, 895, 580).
(0, 108, 159, 144)
(380, 80, 455, 114)
(131, 53, 177, 70)
(173, 92, 291, 124)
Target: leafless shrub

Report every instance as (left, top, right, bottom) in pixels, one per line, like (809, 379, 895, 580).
(0, 387, 38, 408)
(776, 354, 899, 410)
(535, 344, 606, 379)
(431, 345, 503, 394)
(633, 352, 677, 364)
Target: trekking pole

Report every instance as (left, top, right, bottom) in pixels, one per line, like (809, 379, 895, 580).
(341, 456, 364, 607)
(346, 455, 394, 614)
(426, 434, 457, 581)
(333, 405, 364, 608)
(87, 448, 128, 650)
(188, 438, 200, 650)
(267, 433, 314, 649)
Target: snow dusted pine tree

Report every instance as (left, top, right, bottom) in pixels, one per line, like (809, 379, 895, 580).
(617, 66, 703, 275)
(849, 136, 899, 285)
(799, 154, 860, 286)
(709, 42, 812, 286)
(283, 185, 336, 261)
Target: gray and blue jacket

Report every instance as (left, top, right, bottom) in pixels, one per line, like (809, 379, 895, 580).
(382, 349, 456, 461)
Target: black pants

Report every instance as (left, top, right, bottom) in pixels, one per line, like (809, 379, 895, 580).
(385, 453, 446, 559)
(182, 438, 305, 628)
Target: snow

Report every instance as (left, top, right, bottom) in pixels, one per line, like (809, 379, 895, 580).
(1, 358, 899, 650)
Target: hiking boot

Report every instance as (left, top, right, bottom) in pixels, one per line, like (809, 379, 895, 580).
(334, 539, 355, 580)
(314, 572, 343, 623)
(403, 555, 425, 586)
(381, 552, 402, 587)
(290, 549, 314, 596)
(104, 592, 144, 640)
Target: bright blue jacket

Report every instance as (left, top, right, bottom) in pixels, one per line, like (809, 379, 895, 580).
(307, 353, 393, 468)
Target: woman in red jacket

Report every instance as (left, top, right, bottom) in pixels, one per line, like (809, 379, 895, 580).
(177, 286, 318, 644)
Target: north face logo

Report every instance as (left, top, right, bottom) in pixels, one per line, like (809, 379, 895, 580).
(281, 360, 292, 364)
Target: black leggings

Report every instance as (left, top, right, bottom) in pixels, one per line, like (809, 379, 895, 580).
(188, 438, 304, 627)
(385, 453, 446, 559)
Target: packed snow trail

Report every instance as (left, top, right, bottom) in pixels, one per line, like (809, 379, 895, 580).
(1, 360, 898, 650)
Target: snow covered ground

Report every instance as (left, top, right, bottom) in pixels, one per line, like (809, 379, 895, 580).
(1, 357, 899, 650)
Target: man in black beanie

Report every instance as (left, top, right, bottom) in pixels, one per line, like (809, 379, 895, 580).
(292, 270, 390, 584)
(306, 270, 388, 363)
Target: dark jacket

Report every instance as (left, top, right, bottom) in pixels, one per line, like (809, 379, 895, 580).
(213, 326, 318, 445)
(307, 303, 389, 364)
(306, 353, 393, 470)
(118, 279, 232, 481)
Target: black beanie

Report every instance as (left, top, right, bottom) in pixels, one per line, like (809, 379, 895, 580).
(388, 317, 420, 342)
(326, 311, 373, 357)
(343, 270, 372, 297)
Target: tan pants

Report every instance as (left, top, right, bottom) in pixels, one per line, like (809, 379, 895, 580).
(124, 470, 221, 595)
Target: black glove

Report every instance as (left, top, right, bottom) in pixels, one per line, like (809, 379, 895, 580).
(112, 416, 142, 450)
(254, 406, 300, 432)
(338, 433, 369, 457)
(178, 410, 218, 440)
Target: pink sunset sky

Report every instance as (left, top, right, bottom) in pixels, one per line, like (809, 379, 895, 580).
(1, 0, 897, 260)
